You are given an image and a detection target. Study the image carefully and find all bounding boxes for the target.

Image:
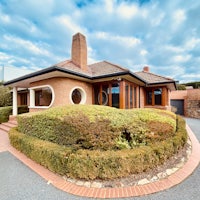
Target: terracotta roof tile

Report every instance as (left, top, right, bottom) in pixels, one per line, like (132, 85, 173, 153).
(134, 71, 175, 84)
(51, 60, 175, 85)
(55, 60, 92, 76)
(88, 61, 129, 77)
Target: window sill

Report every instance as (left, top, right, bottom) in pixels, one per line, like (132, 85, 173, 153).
(28, 106, 51, 109)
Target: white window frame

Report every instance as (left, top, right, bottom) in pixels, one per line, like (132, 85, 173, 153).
(29, 85, 55, 109)
(70, 87, 86, 104)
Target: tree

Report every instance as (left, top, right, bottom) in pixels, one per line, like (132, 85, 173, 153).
(0, 84, 12, 107)
(177, 84, 186, 90)
(185, 81, 200, 89)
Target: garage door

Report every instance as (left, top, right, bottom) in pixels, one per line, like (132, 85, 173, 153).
(170, 100, 184, 115)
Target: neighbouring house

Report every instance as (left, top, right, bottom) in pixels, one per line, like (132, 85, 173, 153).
(4, 33, 176, 116)
(170, 88, 200, 118)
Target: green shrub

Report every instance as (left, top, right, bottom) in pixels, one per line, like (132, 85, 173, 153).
(18, 105, 29, 114)
(9, 128, 71, 174)
(0, 105, 29, 123)
(9, 115, 187, 180)
(17, 105, 176, 150)
(0, 85, 12, 107)
(0, 106, 12, 123)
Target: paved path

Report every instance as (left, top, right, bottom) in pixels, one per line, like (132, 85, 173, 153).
(185, 118, 200, 141)
(0, 118, 199, 200)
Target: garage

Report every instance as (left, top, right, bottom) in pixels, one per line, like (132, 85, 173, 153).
(170, 100, 184, 115)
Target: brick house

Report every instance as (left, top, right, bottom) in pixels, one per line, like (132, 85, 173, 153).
(4, 33, 176, 116)
(170, 89, 200, 118)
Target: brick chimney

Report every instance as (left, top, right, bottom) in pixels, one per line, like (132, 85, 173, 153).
(143, 66, 150, 72)
(71, 32, 88, 71)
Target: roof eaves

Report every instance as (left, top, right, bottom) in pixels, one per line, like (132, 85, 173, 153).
(146, 80, 176, 86)
(4, 66, 56, 86)
(54, 66, 92, 79)
(146, 80, 177, 90)
(91, 71, 129, 80)
(4, 66, 92, 86)
(92, 71, 147, 84)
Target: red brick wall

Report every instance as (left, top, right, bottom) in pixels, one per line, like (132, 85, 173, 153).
(30, 77, 93, 109)
(171, 89, 200, 118)
(170, 90, 187, 99)
(185, 89, 200, 118)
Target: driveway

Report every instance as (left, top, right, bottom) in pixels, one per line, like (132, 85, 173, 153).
(0, 118, 199, 200)
(185, 118, 200, 141)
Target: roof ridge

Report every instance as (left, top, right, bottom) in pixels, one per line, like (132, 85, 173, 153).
(88, 60, 129, 72)
(88, 60, 104, 67)
(54, 59, 72, 67)
(103, 60, 129, 72)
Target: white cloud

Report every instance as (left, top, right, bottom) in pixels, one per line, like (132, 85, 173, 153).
(117, 2, 139, 19)
(3, 35, 50, 56)
(0, 13, 11, 24)
(0, 52, 10, 60)
(140, 49, 148, 56)
(95, 32, 141, 48)
(104, 0, 114, 13)
(150, 13, 165, 26)
(184, 37, 200, 49)
(165, 45, 184, 53)
(87, 46, 98, 64)
(182, 74, 200, 78)
(55, 15, 85, 35)
(172, 9, 186, 27)
(173, 55, 191, 63)
(0, 0, 200, 83)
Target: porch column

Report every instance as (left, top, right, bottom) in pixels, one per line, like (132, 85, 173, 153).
(119, 81, 125, 109)
(29, 89, 35, 107)
(12, 87, 18, 116)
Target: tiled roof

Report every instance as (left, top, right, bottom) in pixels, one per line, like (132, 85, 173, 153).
(55, 60, 129, 77)
(89, 61, 129, 77)
(55, 60, 92, 76)
(4, 59, 175, 87)
(134, 71, 175, 84)
(55, 60, 175, 84)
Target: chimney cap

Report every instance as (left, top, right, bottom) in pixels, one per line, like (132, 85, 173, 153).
(143, 66, 150, 72)
(73, 32, 86, 39)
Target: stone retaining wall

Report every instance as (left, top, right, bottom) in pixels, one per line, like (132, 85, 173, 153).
(170, 89, 200, 119)
(185, 89, 200, 119)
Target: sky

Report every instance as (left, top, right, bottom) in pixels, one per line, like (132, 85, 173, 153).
(0, 0, 200, 83)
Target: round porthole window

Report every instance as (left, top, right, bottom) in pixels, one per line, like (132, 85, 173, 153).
(72, 89, 81, 104)
(70, 87, 86, 104)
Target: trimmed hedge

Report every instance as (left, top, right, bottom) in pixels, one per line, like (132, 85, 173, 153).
(9, 115, 187, 180)
(0, 105, 29, 123)
(0, 85, 12, 107)
(17, 105, 176, 150)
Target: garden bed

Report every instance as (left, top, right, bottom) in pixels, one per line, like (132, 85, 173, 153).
(9, 105, 187, 180)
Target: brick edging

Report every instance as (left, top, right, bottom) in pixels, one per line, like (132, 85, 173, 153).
(8, 125, 200, 199)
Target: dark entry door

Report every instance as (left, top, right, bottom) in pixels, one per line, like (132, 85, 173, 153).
(171, 100, 184, 115)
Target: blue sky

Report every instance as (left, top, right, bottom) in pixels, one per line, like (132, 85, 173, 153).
(0, 0, 200, 83)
